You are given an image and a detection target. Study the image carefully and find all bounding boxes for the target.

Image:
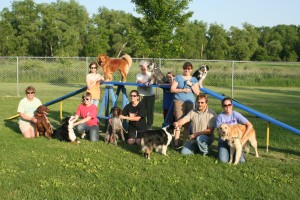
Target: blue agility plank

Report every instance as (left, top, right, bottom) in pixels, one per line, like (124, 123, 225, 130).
(201, 87, 300, 135)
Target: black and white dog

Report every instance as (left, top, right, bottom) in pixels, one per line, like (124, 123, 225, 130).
(147, 60, 167, 84)
(140, 125, 174, 159)
(192, 65, 209, 88)
(53, 116, 80, 143)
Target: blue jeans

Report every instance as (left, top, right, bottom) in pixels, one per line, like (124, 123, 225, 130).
(181, 135, 214, 155)
(91, 99, 99, 107)
(77, 123, 99, 142)
(218, 139, 246, 163)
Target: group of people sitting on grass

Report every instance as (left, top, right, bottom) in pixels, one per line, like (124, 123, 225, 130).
(17, 61, 253, 164)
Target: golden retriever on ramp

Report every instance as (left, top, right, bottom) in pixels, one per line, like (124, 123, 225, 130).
(97, 54, 132, 82)
(218, 124, 259, 164)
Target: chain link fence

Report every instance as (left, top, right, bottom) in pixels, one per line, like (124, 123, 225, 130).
(1, 56, 300, 130)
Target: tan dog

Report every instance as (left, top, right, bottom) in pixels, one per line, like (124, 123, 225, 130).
(97, 54, 132, 82)
(218, 124, 259, 164)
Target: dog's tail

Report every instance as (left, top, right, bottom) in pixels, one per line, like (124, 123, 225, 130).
(121, 54, 132, 71)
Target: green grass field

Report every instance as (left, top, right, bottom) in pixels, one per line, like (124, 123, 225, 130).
(1, 83, 300, 199)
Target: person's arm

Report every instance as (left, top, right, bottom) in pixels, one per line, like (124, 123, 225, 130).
(241, 121, 253, 145)
(120, 114, 141, 122)
(190, 127, 214, 139)
(73, 115, 92, 127)
(19, 112, 37, 123)
(173, 117, 189, 129)
(86, 74, 96, 90)
(170, 80, 190, 93)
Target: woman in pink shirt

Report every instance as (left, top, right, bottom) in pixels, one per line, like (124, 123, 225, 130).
(73, 92, 99, 141)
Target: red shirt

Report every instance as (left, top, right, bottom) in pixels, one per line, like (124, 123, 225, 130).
(76, 103, 98, 126)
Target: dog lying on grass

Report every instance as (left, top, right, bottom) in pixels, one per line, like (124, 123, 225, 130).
(217, 124, 259, 165)
(53, 116, 80, 143)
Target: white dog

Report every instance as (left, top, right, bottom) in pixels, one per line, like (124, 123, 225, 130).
(68, 116, 80, 143)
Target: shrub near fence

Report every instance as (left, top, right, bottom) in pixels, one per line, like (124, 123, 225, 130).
(1, 57, 300, 130)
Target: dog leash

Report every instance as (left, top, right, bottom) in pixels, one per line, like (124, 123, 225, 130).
(120, 119, 128, 134)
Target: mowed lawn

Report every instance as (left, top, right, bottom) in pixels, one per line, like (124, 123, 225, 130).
(1, 84, 300, 199)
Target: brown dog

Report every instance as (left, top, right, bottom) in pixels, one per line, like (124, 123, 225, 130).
(35, 105, 53, 138)
(217, 124, 259, 164)
(97, 54, 132, 82)
(105, 107, 125, 145)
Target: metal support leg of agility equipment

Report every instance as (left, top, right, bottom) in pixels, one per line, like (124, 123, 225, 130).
(162, 101, 174, 127)
(97, 84, 129, 130)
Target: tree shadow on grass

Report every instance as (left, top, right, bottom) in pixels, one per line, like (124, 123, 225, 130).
(97, 131, 142, 157)
(4, 119, 20, 135)
(259, 145, 300, 157)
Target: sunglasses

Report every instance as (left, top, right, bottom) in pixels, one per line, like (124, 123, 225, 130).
(90, 67, 97, 69)
(130, 95, 138, 97)
(82, 98, 90, 101)
(26, 92, 35, 94)
(223, 103, 232, 107)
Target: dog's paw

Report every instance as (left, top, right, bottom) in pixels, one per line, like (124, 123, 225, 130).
(80, 132, 86, 139)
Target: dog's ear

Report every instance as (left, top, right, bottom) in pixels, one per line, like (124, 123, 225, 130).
(110, 107, 114, 114)
(206, 65, 209, 71)
(118, 108, 122, 115)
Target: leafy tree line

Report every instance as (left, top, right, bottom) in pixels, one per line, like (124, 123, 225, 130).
(1, 0, 300, 61)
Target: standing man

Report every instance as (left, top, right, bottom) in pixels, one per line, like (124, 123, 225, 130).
(136, 60, 155, 130)
(173, 94, 217, 155)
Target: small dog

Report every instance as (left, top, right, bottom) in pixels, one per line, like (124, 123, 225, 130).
(140, 125, 174, 159)
(105, 107, 125, 145)
(35, 105, 53, 138)
(192, 65, 209, 88)
(97, 54, 132, 82)
(53, 116, 80, 143)
(217, 124, 259, 165)
(147, 60, 167, 84)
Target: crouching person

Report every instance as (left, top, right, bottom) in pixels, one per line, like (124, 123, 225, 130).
(73, 92, 99, 142)
(173, 94, 217, 155)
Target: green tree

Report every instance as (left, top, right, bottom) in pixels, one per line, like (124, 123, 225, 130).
(206, 24, 229, 60)
(131, 0, 193, 58)
(175, 20, 207, 59)
(8, 0, 41, 56)
(91, 8, 134, 57)
(0, 8, 17, 56)
(229, 24, 259, 60)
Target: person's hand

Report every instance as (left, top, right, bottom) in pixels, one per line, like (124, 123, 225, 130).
(119, 115, 125, 120)
(173, 122, 180, 129)
(182, 88, 191, 93)
(189, 133, 196, 140)
(31, 117, 37, 123)
(186, 80, 193, 87)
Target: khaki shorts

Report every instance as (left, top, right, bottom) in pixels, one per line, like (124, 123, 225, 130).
(173, 100, 194, 121)
(19, 121, 35, 134)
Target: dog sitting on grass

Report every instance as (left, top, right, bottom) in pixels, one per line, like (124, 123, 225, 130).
(105, 107, 125, 145)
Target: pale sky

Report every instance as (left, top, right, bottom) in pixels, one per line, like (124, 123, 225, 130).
(1, 0, 299, 30)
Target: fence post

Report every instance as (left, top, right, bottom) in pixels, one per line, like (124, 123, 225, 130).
(17, 56, 20, 97)
(231, 61, 234, 98)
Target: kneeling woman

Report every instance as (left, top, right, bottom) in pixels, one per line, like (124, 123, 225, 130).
(73, 92, 99, 142)
(120, 90, 147, 145)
